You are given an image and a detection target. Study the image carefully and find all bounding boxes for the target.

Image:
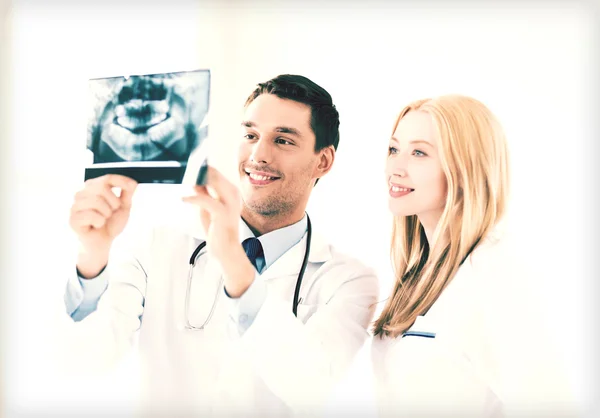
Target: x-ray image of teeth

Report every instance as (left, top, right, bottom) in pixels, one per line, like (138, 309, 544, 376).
(84, 69, 210, 184)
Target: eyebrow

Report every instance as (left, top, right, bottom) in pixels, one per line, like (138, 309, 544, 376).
(242, 121, 302, 137)
(390, 136, 433, 147)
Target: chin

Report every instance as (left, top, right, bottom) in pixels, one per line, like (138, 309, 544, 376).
(388, 201, 416, 218)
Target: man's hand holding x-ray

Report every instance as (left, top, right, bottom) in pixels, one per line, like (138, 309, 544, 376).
(69, 175, 138, 279)
(182, 166, 256, 298)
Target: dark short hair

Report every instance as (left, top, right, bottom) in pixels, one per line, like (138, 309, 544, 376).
(245, 74, 340, 152)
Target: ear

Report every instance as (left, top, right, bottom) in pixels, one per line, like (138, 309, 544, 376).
(313, 145, 335, 180)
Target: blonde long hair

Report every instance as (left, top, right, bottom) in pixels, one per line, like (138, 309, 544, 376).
(373, 95, 510, 338)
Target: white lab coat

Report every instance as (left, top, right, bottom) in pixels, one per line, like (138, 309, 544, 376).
(59, 221, 379, 418)
(370, 227, 579, 418)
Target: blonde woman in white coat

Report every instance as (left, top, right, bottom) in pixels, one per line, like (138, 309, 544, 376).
(371, 95, 578, 417)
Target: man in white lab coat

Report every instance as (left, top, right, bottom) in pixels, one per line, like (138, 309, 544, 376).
(65, 74, 379, 417)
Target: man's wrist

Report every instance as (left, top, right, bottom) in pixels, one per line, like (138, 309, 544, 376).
(223, 244, 256, 298)
(76, 246, 110, 279)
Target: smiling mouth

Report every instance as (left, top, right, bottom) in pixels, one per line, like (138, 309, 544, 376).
(244, 169, 281, 183)
(390, 185, 414, 193)
(248, 173, 279, 181)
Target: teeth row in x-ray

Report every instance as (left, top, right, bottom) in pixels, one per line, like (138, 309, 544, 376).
(114, 100, 170, 133)
(102, 112, 185, 161)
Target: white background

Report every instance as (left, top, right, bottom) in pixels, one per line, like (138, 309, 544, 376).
(2, 0, 597, 416)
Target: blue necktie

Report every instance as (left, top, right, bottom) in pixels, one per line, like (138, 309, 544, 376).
(242, 237, 264, 273)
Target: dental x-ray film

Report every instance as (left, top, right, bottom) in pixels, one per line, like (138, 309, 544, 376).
(84, 69, 210, 185)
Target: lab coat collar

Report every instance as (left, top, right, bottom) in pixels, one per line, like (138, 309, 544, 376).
(238, 214, 308, 270)
(259, 226, 332, 280)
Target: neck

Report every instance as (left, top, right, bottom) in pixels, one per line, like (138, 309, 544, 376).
(418, 210, 444, 246)
(241, 208, 306, 237)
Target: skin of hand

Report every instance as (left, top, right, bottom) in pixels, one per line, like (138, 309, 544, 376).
(182, 166, 255, 298)
(69, 174, 138, 279)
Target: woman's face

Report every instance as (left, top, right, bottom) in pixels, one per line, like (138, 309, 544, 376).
(385, 110, 448, 232)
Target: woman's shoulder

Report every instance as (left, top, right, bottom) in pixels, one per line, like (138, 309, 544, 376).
(465, 222, 530, 281)
(444, 221, 537, 332)
(461, 222, 543, 342)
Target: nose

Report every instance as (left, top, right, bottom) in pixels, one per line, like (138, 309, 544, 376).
(250, 138, 272, 164)
(385, 153, 408, 180)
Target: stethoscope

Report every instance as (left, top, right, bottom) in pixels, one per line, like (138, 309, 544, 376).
(183, 215, 312, 330)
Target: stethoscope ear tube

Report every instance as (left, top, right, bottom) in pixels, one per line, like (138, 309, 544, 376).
(292, 216, 311, 317)
(189, 240, 207, 265)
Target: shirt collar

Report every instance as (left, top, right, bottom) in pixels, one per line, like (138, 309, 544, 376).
(239, 214, 308, 271)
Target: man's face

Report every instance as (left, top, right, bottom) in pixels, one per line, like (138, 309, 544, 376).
(238, 94, 321, 217)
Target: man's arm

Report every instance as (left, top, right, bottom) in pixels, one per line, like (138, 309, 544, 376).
(59, 242, 149, 375)
(61, 170, 151, 373)
(237, 263, 378, 412)
(65, 173, 137, 321)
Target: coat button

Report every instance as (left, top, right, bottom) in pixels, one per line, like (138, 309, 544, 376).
(239, 314, 248, 324)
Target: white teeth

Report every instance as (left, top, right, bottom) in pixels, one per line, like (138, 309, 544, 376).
(250, 173, 274, 181)
(391, 186, 412, 192)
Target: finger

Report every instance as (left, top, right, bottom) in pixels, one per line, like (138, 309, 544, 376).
(199, 208, 211, 233)
(88, 175, 137, 208)
(101, 185, 126, 211)
(70, 209, 107, 231)
(204, 166, 238, 206)
(76, 182, 126, 212)
(182, 186, 224, 215)
(117, 181, 138, 209)
(71, 195, 114, 219)
(70, 209, 107, 230)
(88, 174, 138, 191)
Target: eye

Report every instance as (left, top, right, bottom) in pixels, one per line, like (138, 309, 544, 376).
(243, 133, 257, 140)
(413, 149, 427, 157)
(388, 146, 398, 155)
(275, 137, 293, 145)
